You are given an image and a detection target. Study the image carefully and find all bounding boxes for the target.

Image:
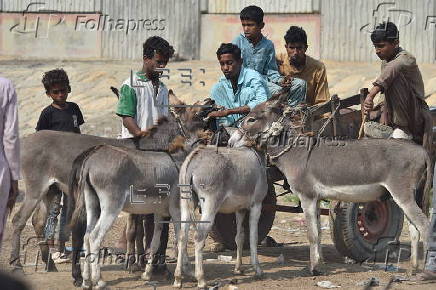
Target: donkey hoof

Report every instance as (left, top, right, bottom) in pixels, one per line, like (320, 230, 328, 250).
(141, 272, 152, 281)
(311, 269, 323, 276)
(173, 278, 182, 288)
(233, 268, 244, 275)
(81, 281, 92, 289)
(73, 278, 83, 287)
(95, 280, 107, 289)
(210, 242, 226, 252)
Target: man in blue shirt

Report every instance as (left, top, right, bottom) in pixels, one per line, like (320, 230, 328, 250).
(208, 43, 269, 126)
(232, 5, 306, 106)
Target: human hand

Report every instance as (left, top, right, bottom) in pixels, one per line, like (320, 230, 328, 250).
(363, 95, 374, 115)
(280, 76, 293, 87)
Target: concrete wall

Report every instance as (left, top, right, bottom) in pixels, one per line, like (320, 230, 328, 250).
(0, 0, 200, 60)
(321, 0, 436, 63)
(207, 0, 320, 13)
(200, 14, 320, 60)
(0, 12, 102, 58)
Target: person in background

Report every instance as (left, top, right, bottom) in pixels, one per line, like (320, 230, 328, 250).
(0, 77, 20, 253)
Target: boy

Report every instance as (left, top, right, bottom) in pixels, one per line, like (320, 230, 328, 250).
(36, 68, 84, 260)
(277, 26, 330, 105)
(232, 5, 306, 106)
(363, 22, 432, 152)
(116, 36, 174, 270)
(208, 43, 268, 126)
(36, 69, 84, 133)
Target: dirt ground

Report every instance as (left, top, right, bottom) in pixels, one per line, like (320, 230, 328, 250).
(1, 197, 436, 290)
(1, 58, 436, 289)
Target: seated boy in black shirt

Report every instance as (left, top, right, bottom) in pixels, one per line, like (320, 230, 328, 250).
(36, 69, 84, 133)
(36, 68, 84, 261)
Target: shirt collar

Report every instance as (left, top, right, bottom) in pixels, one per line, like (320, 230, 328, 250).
(240, 33, 265, 48)
(136, 71, 164, 87)
(136, 71, 149, 81)
(219, 66, 246, 87)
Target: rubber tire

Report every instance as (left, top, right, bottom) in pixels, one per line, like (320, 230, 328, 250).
(210, 185, 277, 250)
(329, 199, 404, 262)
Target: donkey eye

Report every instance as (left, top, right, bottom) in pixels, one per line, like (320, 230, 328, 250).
(246, 117, 256, 123)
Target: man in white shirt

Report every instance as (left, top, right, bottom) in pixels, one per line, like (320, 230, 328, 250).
(116, 36, 174, 271)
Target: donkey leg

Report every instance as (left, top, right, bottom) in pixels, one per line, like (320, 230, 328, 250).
(392, 196, 430, 272)
(249, 203, 263, 278)
(82, 187, 100, 289)
(71, 211, 86, 287)
(32, 194, 57, 272)
(125, 214, 138, 271)
(142, 214, 164, 281)
(408, 217, 420, 272)
(174, 203, 191, 288)
(194, 210, 216, 289)
(135, 215, 146, 268)
(300, 195, 322, 275)
(234, 209, 246, 274)
(89, 209, 120, 289)
(9, 195, 41, 269)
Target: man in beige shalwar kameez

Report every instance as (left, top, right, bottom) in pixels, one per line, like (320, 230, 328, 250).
(0, 77, 20, 252)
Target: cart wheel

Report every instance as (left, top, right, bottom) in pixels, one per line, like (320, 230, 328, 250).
(329, 199, 404, 262)
(210, 185, 277, 250)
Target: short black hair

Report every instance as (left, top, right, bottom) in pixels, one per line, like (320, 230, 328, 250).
(240, 5, 264, 24)
(284, 26, 307, 47)
(42, 68, 70, 92)
(143, 36, 175, 59)
(216, 43, 241, 61)
(371, 21, 399, 43)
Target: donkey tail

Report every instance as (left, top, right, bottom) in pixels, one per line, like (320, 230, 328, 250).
(67, 145, 105, 228)
(421, 150, 434, 216)
(179, 146, 202, 226)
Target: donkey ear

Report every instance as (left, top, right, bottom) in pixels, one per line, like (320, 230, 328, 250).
(267, 90, 288, 108)
(168, 89, 186, 115)
(169, 89, 184, 106)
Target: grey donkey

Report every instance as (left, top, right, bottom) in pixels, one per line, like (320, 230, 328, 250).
(232, 92, 432, 275)
(173, 144, 268, 288)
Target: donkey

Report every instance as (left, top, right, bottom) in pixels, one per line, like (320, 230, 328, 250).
(232, 93, 432, 275)
(173, 144, 268, 288)
(68, 103, 220, 288)
(9, 93, 216, 272)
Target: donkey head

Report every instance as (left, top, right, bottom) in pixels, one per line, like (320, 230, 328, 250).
(240, 89, 306, 146)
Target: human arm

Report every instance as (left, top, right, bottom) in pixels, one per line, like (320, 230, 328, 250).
(2, 80, 20, 210)
(207, 106, 250, 118)
(313, 65, 330, 104)
(116, 84, 148, 137)
(363, 85, 382, 115)
(266, 45, 284, 84)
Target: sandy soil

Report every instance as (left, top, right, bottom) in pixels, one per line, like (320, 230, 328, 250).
(1, 58, 436, 289)
(1, 197, 436, 290)
(0, 57, 436, 137)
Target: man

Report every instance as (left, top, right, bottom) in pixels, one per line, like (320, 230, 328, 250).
(277, 26, 330, 105)
(363, 22, 432, 153)
(208, 43, 269, 126)
(116, 36, 174, 270)
(0, 77, 20, 252)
